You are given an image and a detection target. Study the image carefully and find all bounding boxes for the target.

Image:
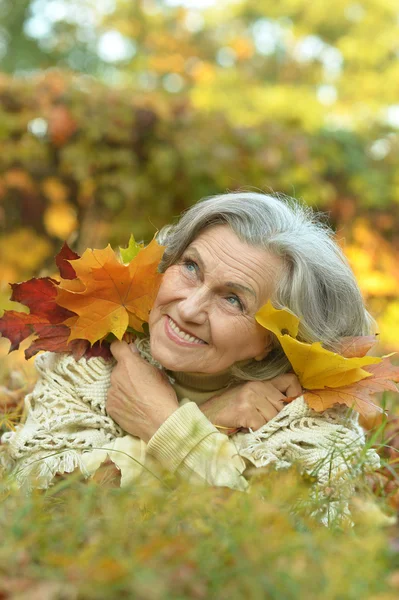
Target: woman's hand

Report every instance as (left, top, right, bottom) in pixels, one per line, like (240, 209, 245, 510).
(199, 374, 302, 434)
(106, 341, 179, 443)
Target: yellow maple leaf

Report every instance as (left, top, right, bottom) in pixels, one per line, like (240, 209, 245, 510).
(56, 237, 164, 345)
(255, 301, 381, 389)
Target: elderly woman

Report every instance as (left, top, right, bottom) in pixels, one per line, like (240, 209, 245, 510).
(2, 192, 379, 508)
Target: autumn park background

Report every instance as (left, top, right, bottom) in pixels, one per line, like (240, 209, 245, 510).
(1, 0, 399, 598)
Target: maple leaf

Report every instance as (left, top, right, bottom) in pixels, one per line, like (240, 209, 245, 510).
(24, 323, 81, 359)
(25, 326, 112, 361)
(55, 242, 80, 279)
(337, 335, 378, 358)
(84, 342, 113, 361)
(0, 237, 163, 361)
(0, 309, 90, 360)
(255, 301, 399, 426)
(56, 237, 165, 345)
(256, 301, 380, 389)
(0, 276, 76, 354)
(304, 356, 399, 427)
(10, 278, 74, 323)
(0, 311, 48, 352)
(119, 233, 144, 264)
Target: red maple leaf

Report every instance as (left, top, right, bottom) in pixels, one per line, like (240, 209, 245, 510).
(24, 324, 112, 361)
(55, 242, 80, 280)
(10, 278, 74, 323)
(0, 311, 48, 352)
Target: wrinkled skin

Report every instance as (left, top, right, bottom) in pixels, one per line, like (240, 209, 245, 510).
(107, 225, 301, 441)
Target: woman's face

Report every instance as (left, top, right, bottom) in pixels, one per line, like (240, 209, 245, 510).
(148, 225, 284, 374)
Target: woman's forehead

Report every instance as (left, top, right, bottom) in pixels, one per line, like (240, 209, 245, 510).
(186, 225, 274, 265)
(185, 225, 283, 300)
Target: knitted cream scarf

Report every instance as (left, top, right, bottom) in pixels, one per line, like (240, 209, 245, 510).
(1, 343, 380, 502)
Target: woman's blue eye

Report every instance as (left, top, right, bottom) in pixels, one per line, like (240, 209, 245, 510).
(182, 259, 244, 311)
(183, 260, 197, 273)
(226, 295, 243, 310)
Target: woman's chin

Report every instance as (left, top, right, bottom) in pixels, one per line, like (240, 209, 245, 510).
(151, 347, 196, 372)
(152, 344, 218, 373)
(150, 342, 183, 370)
(151, 346, 227, 374)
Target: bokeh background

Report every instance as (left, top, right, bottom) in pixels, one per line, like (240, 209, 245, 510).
(2, 7, 399, 595)
(1, 0, 398, 356)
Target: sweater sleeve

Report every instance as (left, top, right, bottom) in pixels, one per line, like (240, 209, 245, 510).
(146, 396, 381, 524)
(146, 401, 248, 491)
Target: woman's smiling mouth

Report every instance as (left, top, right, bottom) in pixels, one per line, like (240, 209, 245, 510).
(165, 316, 207, 346)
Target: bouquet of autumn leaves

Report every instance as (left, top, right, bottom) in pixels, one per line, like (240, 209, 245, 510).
(0, 236, 398, 429)
(256, 302, 399, 428)
(0, 235, 164, 362)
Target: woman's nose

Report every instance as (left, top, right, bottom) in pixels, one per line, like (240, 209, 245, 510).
(177, 287, 209, 323)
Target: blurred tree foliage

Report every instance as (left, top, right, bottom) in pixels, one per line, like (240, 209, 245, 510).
(0, 0, 398, 350)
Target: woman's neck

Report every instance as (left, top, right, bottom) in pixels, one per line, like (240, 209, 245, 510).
(170, 369, 232, 392)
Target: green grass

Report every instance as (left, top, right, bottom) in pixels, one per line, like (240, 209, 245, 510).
(1, 355, 399, 599)
(0, 465, 397, 600)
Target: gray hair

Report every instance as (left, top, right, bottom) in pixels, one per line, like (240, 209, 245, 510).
(148, 191, 374, 383)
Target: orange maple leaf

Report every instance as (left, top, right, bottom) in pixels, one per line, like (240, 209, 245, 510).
(337, 335, 378, 358)
(304, 356, 399, 428)
(56, 237, 164, 345)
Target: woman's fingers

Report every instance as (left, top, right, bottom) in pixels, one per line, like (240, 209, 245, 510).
(249, 381, 286, 409)
(239, 382, 285, 430)
(110, 341, 149, 375)
(110, 341, 170, 389)
(241, 406, 278, 431)
(107, 340, 178, 441)
(110, 340, 138, 361)
(256, 393, 284, 424)
(267, 373, 302, 398)
(255, 404, 279, 425)
(263, 395, 285, 413)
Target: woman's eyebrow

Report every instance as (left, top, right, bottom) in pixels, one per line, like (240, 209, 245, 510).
(225, 281, 257, 299)
(186, 247, 257, 299)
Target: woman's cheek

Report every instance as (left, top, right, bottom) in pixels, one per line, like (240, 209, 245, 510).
(161, 271, 189, 301)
